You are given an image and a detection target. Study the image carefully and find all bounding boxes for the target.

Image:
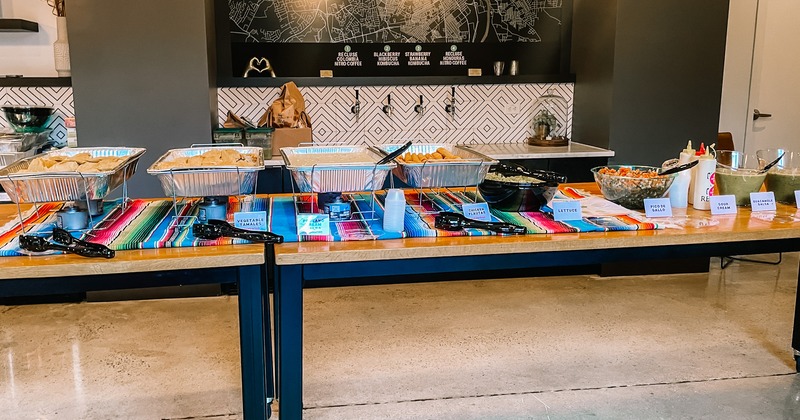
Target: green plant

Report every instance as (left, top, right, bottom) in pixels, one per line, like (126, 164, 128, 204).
(46, 0, 65, 17)
(533, 109, 558, 128)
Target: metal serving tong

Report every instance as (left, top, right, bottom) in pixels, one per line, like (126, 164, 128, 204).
(434, 212, 527, 235)
(193, 219, 284, 244)
(19, 228, 115, 259)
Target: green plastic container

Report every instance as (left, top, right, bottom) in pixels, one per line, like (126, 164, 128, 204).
(212, 128, 244, 144)
(245, 127, 275, 159)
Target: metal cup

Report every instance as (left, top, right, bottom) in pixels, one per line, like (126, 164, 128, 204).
(493, 61, 505, 76)
(509, 60, 519, 76)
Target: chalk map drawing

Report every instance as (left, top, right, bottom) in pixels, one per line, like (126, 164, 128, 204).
(229, 0, 563, 43)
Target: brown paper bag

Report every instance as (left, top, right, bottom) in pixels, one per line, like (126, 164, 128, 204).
(222, 110, 251, 128)
(258, 82, 312, 129)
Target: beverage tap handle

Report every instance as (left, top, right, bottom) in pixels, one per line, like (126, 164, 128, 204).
(382, 94, 393, 115)
(351, 88, 361, 115)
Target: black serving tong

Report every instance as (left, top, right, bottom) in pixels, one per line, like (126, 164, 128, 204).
(760, 152, 785, 174)
(491, 162, 568, 184)
(193, 219, 284, 244)
(377, 141, 413, 165)
(434, 212, 527, 235)
(19, 231, 115, 259)
(659, 159, 699, 176)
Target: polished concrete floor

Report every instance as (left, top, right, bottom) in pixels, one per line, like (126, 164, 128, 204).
(1, 254, 799, 419)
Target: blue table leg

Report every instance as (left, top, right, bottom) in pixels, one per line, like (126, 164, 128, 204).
(793, 260, 800, 371)
(238, 264, 270, 419)
(275, 264, 303, 420)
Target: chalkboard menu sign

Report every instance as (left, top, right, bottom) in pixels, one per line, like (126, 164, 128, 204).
(216, 0, 573, 84)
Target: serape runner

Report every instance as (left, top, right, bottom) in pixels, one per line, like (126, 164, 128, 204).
(0, 188, 661, 256)
(393, 187, 661, 238)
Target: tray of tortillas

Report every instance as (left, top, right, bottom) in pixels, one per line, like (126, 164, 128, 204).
(147, 145, 265, 197)
(0, 147, 146, 203)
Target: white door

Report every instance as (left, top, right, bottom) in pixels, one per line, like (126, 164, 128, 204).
(719, 0, 800, 154)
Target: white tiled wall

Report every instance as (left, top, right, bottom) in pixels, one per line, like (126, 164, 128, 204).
(0, 83, 573, 149)
(218, 83, 573, 145)
(0, 87, 73, 146)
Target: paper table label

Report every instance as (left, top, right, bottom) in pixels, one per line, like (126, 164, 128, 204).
(710, 195, 737, 215)
(750, 192, 776, 212)
(462, 203, 491, 222)
(552, 200, 582, 221)
(296, 213, 331, 236)
(643, 198, 672, 218)
(234, 211, 268, 231)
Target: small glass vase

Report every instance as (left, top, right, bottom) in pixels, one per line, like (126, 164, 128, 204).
(53, 16, 71, 77)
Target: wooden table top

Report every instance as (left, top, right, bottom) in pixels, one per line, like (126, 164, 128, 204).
(272, 183, 800, 266)
(3, 184, 798, 272)
(0, 203, 265, 280)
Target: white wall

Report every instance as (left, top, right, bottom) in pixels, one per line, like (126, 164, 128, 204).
(0, 0, 59, 77)
(718, 0, 757, 151)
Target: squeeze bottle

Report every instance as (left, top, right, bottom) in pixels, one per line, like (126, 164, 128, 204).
(383, 189, 406, 232)
(692, 144, 716, 211)
(687, 141, 700, 204)
(668, 141, 694, 208)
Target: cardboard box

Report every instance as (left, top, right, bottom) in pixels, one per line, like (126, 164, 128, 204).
(272, 127, 313, 155)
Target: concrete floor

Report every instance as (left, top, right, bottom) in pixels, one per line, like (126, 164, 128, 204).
(1, 254, 799, 419)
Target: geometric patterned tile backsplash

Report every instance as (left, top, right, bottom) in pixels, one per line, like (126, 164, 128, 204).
(1, 84, 572, 148)
(218, 83, 573, 145)
(0, 87, 74, 147)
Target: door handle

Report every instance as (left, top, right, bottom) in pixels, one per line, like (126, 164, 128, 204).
(753, 109, 773, 120)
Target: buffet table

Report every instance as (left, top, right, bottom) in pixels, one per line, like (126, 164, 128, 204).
(0, 206, 274, 420)
(271, 182, 800, 419)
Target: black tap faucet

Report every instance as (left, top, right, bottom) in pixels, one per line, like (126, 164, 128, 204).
(445, 86, 456, 117)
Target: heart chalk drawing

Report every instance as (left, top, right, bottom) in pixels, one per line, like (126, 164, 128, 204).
(243, 57, 276, 78)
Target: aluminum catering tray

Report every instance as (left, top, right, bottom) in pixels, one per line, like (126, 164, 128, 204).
(0, 147, 146, 203)
(0, 131, 50, 153)
(374, 143, 498, 188)
(0, 148, 36, 169)
(147, 146, 265, 197)
(281, 146, 396, 193)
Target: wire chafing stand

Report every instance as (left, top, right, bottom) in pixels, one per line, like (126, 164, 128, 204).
(0, 147, 146, 238)
(281, 145, 396, 240)
(372, 143, 497, 214)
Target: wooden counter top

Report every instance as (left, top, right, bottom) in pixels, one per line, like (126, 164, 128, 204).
(0, 203, 264, 280)
(273, 183, 800, 265)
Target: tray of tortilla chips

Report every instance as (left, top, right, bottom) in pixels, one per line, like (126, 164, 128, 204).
(0, 147, 146, 203)
(147, 146, 265, 197)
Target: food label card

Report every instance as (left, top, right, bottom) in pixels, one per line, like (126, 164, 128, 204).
(552, 200, 582, 221)
(462, 203, 492, 222)
(710, 195, 737, 215)
(234, 211, 268, 231)
(643, 198, 672, 218)
(750, 192, 776, 212)
(296, 213, 331, 236)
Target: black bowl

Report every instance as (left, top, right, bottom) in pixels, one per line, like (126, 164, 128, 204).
(478, 164, 567, 212)
(2, 105, 55, 133)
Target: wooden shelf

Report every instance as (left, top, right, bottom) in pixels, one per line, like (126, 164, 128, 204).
(0, 19, 38, 32)
(0, 77, 72, 87)
(218, 74, 576, 88)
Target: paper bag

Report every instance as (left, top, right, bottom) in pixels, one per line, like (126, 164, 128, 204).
(259, 82, 312, 129)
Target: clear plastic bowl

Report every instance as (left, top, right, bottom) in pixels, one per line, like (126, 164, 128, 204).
(591, 165, 677, 209)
